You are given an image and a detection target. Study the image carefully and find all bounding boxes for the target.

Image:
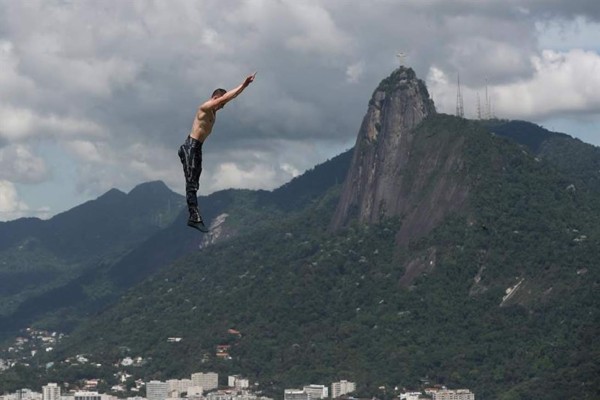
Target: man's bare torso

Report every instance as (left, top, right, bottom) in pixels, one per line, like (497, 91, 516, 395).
(189, 106, 216, 142)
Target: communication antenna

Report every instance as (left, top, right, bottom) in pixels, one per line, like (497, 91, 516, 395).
(476, 92, 482, 120)
(456, 72, 464, 118)
(484, 79, 491, 119)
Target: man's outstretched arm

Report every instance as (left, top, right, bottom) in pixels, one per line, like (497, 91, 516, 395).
(201, 73, 256, 111)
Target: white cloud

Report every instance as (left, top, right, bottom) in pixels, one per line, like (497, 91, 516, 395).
(65, 140, 184, 197)
(537, 17, 600, 51)
(281, 163, 300, 178)
(494, 49, 600, 119)
(126, 142, 183, 190)
(284, 1, 352, 56)
(427, 49, 600, 120)
(0, 180, 29, 221)
(0, 40, 37, 99)
(0, 105, 106, 142)
(0, 106, 35, 140)
(50, 56, 140, 99)
(0, 144, 48, 183)
(346, 61, 365, 84)
(1, 0, 599, 218)
(63, 140, 106, 164)
(208, 162, 278, 192)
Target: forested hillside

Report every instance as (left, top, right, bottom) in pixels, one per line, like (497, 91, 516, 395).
(25, 115, 598, 400)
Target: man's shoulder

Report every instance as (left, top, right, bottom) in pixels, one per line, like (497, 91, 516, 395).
(199, 99, 218, 112)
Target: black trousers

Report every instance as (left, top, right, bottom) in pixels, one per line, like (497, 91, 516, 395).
(178, 136, 203, 214)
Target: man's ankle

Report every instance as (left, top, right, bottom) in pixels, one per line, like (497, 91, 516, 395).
(188, 209, 202, 222)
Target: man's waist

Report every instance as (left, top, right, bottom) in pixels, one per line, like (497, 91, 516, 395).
(185, 135, 204, 147)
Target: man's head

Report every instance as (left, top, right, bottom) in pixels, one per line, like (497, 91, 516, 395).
(211, 88, 227, 110)
(212, 88, 226, 98)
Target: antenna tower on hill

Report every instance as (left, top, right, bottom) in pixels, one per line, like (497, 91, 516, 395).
(484, 79, 492, 119)
(456, 72, 464, 118)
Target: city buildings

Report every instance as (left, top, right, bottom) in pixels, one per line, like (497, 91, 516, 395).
(399, 392, 422, 400)
(283, 389, 309, 400)
(191, 373, 218, 392)
(331, 381, 355, 399)
(302, 385, 328, 400)
(73, 392, 101, 400)
(204, 391, 271, 400)
(0, 389, 42, 400)
(1, 369, 475, 400)
(166, 379, 193, 396)
(42, 384, 60, 400)
(425, 388, 475, 400)
(187, 387, 204, 397)
(145, 381, 168, 400)
(227, 376, 249, 390)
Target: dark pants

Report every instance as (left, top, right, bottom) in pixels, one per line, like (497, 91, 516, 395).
(178, 136, 203, 218)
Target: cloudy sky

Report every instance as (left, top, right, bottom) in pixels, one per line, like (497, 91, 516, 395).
(1, 0, 599, 221)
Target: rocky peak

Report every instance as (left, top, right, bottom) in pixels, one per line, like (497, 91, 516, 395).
(330, 68, 469, 245)
(364, 67, 435, 141)
(330, 67, 436, 229)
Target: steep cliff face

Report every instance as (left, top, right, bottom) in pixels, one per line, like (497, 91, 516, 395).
(330, 67, 469, 244)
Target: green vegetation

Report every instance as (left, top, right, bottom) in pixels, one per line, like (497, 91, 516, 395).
(1, 116, 598, 399)
(0, 182, 186, 337)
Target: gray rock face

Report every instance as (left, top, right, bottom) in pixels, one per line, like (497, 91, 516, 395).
(330, 67, 469, 244)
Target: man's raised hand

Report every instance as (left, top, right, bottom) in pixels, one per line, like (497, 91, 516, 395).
(243, 72, 257, 87)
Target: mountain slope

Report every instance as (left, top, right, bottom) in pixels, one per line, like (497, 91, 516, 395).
(0, 181, 185, 334)
(488, 120, 600, 194)
(486, 120, 570, 153)
(0, 151, 354, 337)
(44, 115, 600, 400)
(331, 67, 437, 231)
(3, 68, 599, 400)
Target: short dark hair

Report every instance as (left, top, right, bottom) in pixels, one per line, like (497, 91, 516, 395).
(212, 88, 226, 98)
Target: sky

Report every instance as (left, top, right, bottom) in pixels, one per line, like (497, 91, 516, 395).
(1, 0, 599, 221)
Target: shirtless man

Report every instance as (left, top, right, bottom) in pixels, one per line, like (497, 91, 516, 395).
(178, 73, 256, 231)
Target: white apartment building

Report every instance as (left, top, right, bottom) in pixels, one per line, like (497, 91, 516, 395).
(167, 379, 193, 395)
(331, 381, 356, 398)
(191, 372, 219, 392)
(400, 392, 422, 400)
(205, 392, 271, 400)
(302, 385, 328, 400)
(283, 390, 309, 400)
(428, 389, 474, 400)
(4, 390, 42, 400)
(146, 381, 169, 400)
(187, 387, 203, 397)
(228, 376, 250, 390)
(42, 384, 61, 400)
(73, 392, 100, 400)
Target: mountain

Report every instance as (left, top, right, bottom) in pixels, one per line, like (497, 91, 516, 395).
(331, 67, 439, 235)
(486, 119, 571, 153)
(0, 181, 185, 335)
(2, 68, 599, 400)
(0, 150, 354, 338)
(488, 120, 600, 193)
(48, 113, 597, 400)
